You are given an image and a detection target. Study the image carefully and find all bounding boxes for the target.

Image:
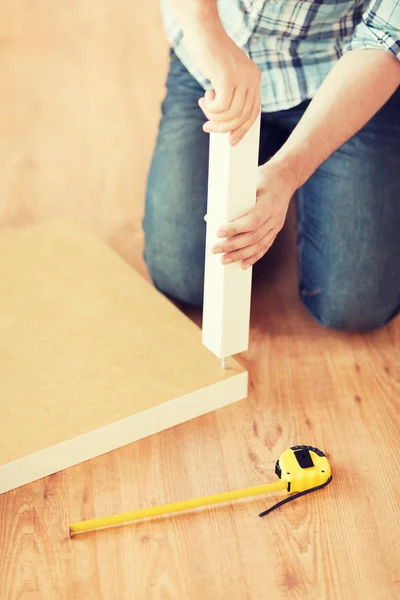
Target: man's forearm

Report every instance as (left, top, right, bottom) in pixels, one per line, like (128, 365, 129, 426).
(271, 49, 400, 189)
(167, 0, 222, 36)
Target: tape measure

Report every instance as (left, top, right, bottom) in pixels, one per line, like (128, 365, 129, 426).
(69, 445, 332, 537)
(259, 445, 332, 517)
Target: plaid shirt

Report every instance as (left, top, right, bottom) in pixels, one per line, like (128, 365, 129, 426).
(160, 0, 400, 112)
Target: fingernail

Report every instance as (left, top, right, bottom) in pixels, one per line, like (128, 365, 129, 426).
(212, 245, 223, 253)
(217, 227, 228, 237)
(242, 263, 250, 270)
(222, 256, 233, 264)
(230, 137, 240, 146)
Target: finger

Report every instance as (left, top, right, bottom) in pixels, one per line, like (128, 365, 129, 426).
(205, 86, 248, 124)
(202, 93, 252, 134)
(220, 237, 270, 265)
(203, 89, 250, 134)
(206, 80, 234, 114)
(228, 85, 255, 131)
(204, 85, 254, 128)
(212, 219, 271, 254)
(205, 90, 215, 105)
(229, 98, 261, 145)
(217, 205, 266, 238)
(241, 234, 278, 268)
(198, 90, 216, 116)
(229, 91, 261, 145)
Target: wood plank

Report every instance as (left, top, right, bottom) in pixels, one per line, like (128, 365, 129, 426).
(202, 116, 260, 359)
(0, 221, 246, 494)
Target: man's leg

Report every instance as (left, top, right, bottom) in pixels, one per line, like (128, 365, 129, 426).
(143, 51, 209, 306)
(143, 53, 285, 306)
(274, 90, 400, 331)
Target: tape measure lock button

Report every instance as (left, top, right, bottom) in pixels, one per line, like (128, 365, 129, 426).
(293, 448, 314, 469)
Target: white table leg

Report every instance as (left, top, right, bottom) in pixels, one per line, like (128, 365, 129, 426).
(202, 115, 261, 360)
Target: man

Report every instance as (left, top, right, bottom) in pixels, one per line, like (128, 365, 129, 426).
(143, 0, 400, 331)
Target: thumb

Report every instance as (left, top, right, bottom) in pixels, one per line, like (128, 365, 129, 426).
(217, 204, 265, 237)
(205, 90, 215, 107)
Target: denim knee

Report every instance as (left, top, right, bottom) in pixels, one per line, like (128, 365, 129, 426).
(142, 54, 209, 307)
(144, 247, 204, 307)
(301, 289, 398, 332)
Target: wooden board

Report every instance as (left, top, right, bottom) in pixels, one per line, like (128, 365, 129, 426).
(202, 116, 260, 359)
(0, 221, 247, 494)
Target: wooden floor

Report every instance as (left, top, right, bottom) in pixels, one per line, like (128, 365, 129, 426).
(0, 2, 399, 599)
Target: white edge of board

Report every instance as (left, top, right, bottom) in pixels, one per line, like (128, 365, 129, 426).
(202, 115, 261, 359)
(0, 371, 248, 495)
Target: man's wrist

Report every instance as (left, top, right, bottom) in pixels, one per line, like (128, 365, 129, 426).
(266, 145, 311, 193)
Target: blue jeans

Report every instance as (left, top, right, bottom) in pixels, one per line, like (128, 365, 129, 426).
(143, 52, 400, 331)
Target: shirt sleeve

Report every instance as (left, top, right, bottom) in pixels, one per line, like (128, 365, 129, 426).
(344, 0, 400, 60)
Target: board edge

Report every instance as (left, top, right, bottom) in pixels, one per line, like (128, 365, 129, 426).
(0, 371, 248, 495)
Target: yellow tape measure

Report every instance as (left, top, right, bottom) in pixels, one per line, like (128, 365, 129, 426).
(69, 445, 332, 537)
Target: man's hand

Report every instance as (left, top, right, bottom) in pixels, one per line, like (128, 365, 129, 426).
(196, 39, 261, 145)
(168, 0, 261, 143)
(209, 160, 297, 269)
(182, 22, 261, 145)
